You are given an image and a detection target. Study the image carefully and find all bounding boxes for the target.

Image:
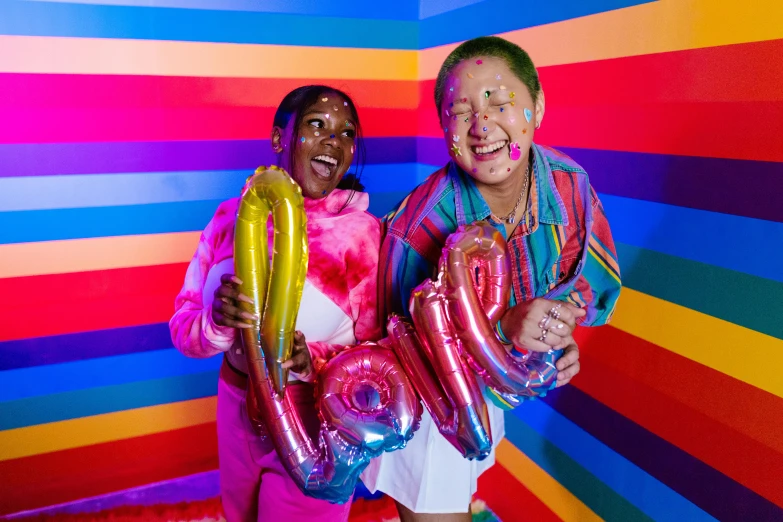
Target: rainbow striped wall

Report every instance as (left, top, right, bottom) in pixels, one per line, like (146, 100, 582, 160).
(1, 0, 782, 519)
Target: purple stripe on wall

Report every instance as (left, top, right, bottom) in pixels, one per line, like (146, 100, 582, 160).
(0, 138, 417, 178)
(0, 323, 172, 371)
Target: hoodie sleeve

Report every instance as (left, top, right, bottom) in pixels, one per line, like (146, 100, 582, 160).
(169, 204, 238, 358)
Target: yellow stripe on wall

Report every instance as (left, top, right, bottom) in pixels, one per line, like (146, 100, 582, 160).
(419, 0, 783, 77)
(0, 397, 216, 461)
(0, 232, 200, 279)
(0, 36, 418, 80)
(496, 439, 601, 522)
(611, 288, 783, 399)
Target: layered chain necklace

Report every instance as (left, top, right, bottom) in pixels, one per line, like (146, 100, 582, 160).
(491, 162, 531, 225)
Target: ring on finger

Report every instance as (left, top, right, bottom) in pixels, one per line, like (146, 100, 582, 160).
(538, 328, 549, 342)
(548, 303, 562, 320)
(538, 315, 552, 329)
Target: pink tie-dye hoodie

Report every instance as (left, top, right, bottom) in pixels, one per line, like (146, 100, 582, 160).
(169, 189, 382, 373)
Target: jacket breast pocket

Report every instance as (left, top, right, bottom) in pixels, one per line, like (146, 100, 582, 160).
(545, 255, 581, 292)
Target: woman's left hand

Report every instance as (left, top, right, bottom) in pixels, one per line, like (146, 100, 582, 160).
(555, 338, 580, 387)
(281, 330, 313, 379)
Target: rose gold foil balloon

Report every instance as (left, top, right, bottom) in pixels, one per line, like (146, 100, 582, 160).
(389, 222, 559, 460)
(234, 167, 418, 503)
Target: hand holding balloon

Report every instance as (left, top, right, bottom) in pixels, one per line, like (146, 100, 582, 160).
(497, 297, 585, 352)
(281, 331, 313, 379)
(212, 273, 257, 330)
(555, 340, 580, 387)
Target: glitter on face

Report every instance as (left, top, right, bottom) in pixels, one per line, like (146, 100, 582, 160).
(467, 73, 474, 79)
(322, 97, 328, 102)
(476, 59, 483, 65)
(511, 101, 515, 106)
(449, 87, 454, 92)
(472, 168, 477, 173)
(451, 144, 462, 156)
(344, 101, 348, 106)
(484, 91, 490, 99)
(496, 74, 502, 80)
(524, 108, 533, 122)
(483, 127, 488, 131)
(333, 106, 339, 111)
(500, 85, 506, 90)
(300, 137, 305, 143)
(510, 92, 516, 98)
(325, 113, 330, 119)
(522, 128, 527, 134)
(330, 134, 335, 139)
(509, 117, 516, 124)
(452, 135, 459, 142)
(500, 107, 504, 112)
(484, 114, 488, 120)
(507, 168, 511, 172)
(464, 117, 469, 122)
(351, 145, 355, 154)
(314, 131, 320, 137)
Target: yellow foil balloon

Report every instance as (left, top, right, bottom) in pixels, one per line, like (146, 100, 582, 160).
(234, 165, 308, 399)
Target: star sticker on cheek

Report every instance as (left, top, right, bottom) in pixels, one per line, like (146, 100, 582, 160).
(451, 143, 462, 156)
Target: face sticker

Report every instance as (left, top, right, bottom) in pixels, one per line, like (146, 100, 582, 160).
(452, 135, 460, 142)
(509, 142, 521, 161)
(524, 108, 533, 122)
(451, 144, 462, 156)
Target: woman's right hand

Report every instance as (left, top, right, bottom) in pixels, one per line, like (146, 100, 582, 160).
(498, 297, 586, 353)
(212, 274, 257, 329)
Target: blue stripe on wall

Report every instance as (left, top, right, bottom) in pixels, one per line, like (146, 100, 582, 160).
(419, 0, 655, 48)
(600, 194, 783, 283)
(503, 412, 654, 521)
(0, 199, 224, 244)
(0, 164, 432, 212)
(13, 0, 420, 20)
(0, 371, 218, 430)
(0, 348, 221, 402)
(0, 1, 418, 48)
(513, 400, 717, 522)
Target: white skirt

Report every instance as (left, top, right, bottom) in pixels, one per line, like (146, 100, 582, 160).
(360, 399, 505, 514)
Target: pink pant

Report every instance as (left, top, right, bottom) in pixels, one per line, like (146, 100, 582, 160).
(217, 375, 353, 522)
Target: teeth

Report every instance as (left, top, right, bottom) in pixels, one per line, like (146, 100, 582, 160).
(472, 141, 507, 155)
(314, 155, 338, 166)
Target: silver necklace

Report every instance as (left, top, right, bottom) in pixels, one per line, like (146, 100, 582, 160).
(492, 163, 530, 224)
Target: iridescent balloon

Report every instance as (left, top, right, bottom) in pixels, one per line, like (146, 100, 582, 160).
(388, 222, 560, 460)
(234, 167, 419, 503)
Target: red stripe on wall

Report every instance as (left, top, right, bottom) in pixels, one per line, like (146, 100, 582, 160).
(477, 462, 561, 522)
(0, 107, 419, 143)
(575, 326, 783, 455)
(0, 422, 218, 516)
(573, 329, 783, 508)
(418, 40, 783, 162)
(417, 99, 783, 162)
(0, 74, 419, 109)
(0, 263, 187, 342)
